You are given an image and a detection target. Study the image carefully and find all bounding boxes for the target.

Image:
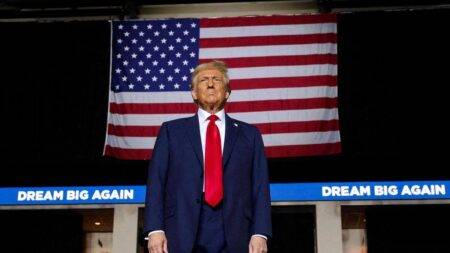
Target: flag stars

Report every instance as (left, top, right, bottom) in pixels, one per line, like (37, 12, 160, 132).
(124, 46, 129, 51)
(132, 25, 138, 30)
(161, 38, 167, 44)
(152, 76, 158, 82)
(146, 39, 152, 44)
(160, 52, 166, 58)
(176, 37, 182, 43)
(190, 37, 196, 43)
(115, 68, 121, 74)
(174, 83, 180, 89)
(183, 60, 188, 65)
(131, 53, 137, 59)
(129, 83, 134, 89)
(139, 31, 145, 37)
(154, 31, 160, 36)
(137, 76, 143, 82)
(138, 60, 144, 66)
(168, 31, 174, 36)
(152, 60, 158, 66)
(132, 39, 137, 44)
(167, 60, 173, 66)
(144, 84, 150, 89)
(153, 45, 159, 51)
(147, 24, 153, 29)
(139, 46, 145, 51)
(168, 45, 174, 51)
(118, 24, 123, 30)
(162, 23, 167, 29)
(190, 52, 196, 58)
(176, 52, 181, 58)
(176, 22, 182, 28)
(116, 54, 122, 59)
(182, 75, 188, 81)
(124, 32, 129, 37)
(117, 39, 123, 44)
(146, 53, 152, 58)
(159, 84, 165, 90)
(167, 76, 173, 82)
(183, 45, 189, 50)
(145, 68, 151, 74)
(159, 68, 165, 74)
(129, 68, 135, 73)
(183, 30, 189, 36)
(174, 68, 180, 74)
(190, 68, 195, 73)
(122, 76, 127, 81)
(191, 23, 196, 28)
(123, 60, 129, 66)
(115, 85, 120, 90)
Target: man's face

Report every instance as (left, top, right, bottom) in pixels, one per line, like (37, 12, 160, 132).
(191, 69, 230, 111)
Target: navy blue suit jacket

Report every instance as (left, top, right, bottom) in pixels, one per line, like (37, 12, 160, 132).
(144, 113, 272, 253)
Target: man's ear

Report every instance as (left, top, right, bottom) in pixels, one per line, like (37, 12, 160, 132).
(191, 89, 198, 100)
(225, 91, 230, 100)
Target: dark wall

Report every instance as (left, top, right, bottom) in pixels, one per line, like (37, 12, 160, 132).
(1, 9, 449, 187)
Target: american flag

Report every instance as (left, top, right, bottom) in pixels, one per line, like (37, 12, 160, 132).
(104, 14, 341, 160)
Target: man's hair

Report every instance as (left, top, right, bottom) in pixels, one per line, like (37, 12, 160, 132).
(190, 60, 230, 92)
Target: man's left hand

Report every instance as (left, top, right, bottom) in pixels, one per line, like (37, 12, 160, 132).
(249, 236, 268, 253)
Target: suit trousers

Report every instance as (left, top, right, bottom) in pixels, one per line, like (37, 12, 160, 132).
(192, 201, 227, 253)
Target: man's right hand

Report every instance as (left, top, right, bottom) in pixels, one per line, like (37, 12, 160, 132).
(148, 232, 168, 253)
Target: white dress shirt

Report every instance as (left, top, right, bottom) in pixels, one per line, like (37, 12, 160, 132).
(148, 109, 267, 241)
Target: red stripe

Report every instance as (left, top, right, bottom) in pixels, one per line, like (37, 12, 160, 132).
(110, 98, 337, 114)
(200, 34, 336, 48)
(265, 143, 341, 158)
(201, 14, 337, 27)
(231, 76, 337, 90)
(104, 143, 341, 160)
(108, 120, 339, 137)
(108, 124, 161, 137)
(255, 120, 340, 134)
(104, 145, 152, 160)
(200, 55, 336, 68)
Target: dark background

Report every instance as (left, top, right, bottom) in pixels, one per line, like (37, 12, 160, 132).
(1, 9, 450, 187)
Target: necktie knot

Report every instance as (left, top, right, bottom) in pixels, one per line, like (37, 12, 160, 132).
(208, 114, 219, 123)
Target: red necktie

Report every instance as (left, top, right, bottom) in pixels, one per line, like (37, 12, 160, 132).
(204, 115, 223, 207)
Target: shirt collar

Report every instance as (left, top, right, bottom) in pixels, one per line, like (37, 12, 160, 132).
(197, 107, 225, 123)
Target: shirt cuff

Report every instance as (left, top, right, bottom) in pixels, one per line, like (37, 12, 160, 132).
(252, 234, 268, 240)
(145, 230, 165, 240)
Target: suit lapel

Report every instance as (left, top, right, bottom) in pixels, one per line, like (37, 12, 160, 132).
(185, 115, 203, 168)
(223, 114, 239, 168)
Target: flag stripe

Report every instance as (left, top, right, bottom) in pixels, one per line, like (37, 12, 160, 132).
(200, 55, 337, 68)
(200, 44, 337, 58)
(228, 65, 337, 79)
(200, 23, 336, 38)
(265, 143, 341, 157)
(106, 130, 340, 150)
(110, 98, 338, 114)
(107, 120, 340, 137)
(108, 108, 339, 126)
(110, 86, 337, 104)
(200, 15, 337, 27)
(200, 34, 337, 48)
(230, 76, 337, 90)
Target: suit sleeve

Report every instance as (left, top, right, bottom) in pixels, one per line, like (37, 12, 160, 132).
(143, 122, 169, 235)
(251, 128, 273, 238)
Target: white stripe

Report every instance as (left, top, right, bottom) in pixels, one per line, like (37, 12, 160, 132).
(109, 90, 193, 104)
(229, 86, 337, 101)
(228, 65, 337, 79)
(107, 135, 156, 149)
(111, 86, 337, 104)
(200, 44, 336, 59)
(200, 23, 337, 38)
(106, 130, 340, 149)
(263, 131, 341, 146)
(108, 108, 339, 126)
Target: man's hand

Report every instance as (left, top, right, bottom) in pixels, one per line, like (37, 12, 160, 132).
(249, 235, 268, 253)
(148, 232, 168, 253)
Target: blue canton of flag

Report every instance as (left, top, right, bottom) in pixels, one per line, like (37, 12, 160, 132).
(111, 19, 200, 92)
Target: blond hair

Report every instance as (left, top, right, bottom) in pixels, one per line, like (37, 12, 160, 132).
(191, 60, 230, 92)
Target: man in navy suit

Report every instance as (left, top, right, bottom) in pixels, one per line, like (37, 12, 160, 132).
(144, 60, 272, 253)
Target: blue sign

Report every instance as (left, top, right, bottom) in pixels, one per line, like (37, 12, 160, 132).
(0, 181, 448, 205)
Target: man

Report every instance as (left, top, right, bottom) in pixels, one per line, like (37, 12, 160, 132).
(144, 60, 272, 253)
